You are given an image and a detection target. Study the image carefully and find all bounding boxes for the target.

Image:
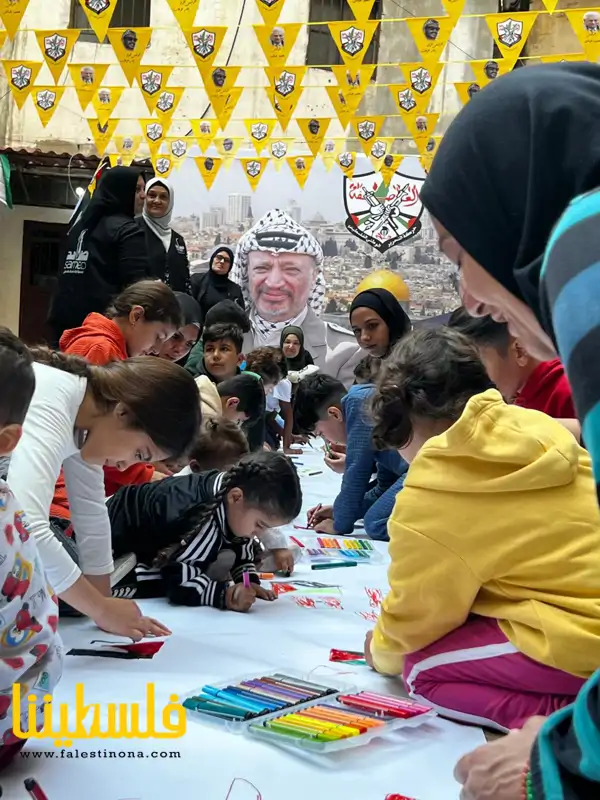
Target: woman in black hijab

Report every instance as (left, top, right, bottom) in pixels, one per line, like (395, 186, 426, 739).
(280, 325, 314, 371)
(191, 247, 244, 319)
(419, 63, 600, 800)
(49, 166, 149, 343)
(349, 288, 411, 358)
(157, 292, 202, 363)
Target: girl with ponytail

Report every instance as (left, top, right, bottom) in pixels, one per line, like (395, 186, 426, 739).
(107, 451, 302, 611)
(8, 348, 200, 639)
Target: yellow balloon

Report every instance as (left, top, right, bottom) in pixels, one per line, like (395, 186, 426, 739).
(355, 270, 410, 302)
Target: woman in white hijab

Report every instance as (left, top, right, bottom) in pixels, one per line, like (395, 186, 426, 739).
(137, 177, 191, 294)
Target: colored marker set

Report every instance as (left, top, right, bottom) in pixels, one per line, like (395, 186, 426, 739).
(249, 690, 434, 754)
(183, 672, 434, 756)
(305, 537, 383, 566)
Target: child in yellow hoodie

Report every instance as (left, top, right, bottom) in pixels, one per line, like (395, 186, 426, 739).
(365, 328, 600, 732)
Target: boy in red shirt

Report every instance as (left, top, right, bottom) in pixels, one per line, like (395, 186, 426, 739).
(448, 307, 575, 418)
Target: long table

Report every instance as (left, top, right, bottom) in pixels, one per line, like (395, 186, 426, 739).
(2, 448, 484, 800)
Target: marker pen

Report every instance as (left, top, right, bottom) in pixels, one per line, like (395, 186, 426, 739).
(25, 779, 49, 800)
(312, 561, 358, 570)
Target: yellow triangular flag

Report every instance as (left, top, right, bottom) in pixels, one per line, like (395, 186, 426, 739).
(336, 151, 356, 179)
(153, 86, 184, 123)
(320, 138, 342, 172)
(404, 112, 440, 154)
(348, 0, 378, 22)
(200, 65, 241, 99)
(214, 137, 244, 169)
(380, 154, 405, 188)
(245, 119, 277, 154)
(166, 137, 191, 168)
(399, 62, 444, 114)
(367, 137, 394, 173)
(0, 0, 31, 40)
(265, 66, 305, 102)
(267, 137, 295, 170)
(36, 30, 80, 84)
(454, 81, 484, 105)
(136, 66, 174, 113)
(470, 57, 517, 85)
(191, 119, 216, 152)
(254, 0, 284, 27)
(88, 118, 118, 156)
(265, 94, 295, 131)
(0, 32, 6, 50)
(141, 119, 167, 156)
(114, 135, 141, 160)
(485, 12, 539, 61)
(69, 63, 109, 111)
(419, 135, 443, 172)
(109, 153, 134, 167)
(540, 53, 587, 64)
(76, 0, 116, 42)
(328, 21, 379, 68)
(566, 10, 600, 61)
(441, 0, 467, 23)
(405, 16, 457, 63)
(325, 86, 357, 129)
(165, 0, 200, 29)
(287, 155, 314, 189)
(3, 61, 42, 110)
(540, 0, 560, 12)
(108, 27, 153, 86)
(32, 86, 65, 127)
(254, 24, 302, 67)
(241, 158, 269, 191)
(296, 118, 330, 157)
(195, 155, 223, 189)
(153, 155, 175, 180)
(351, 116, 385, 157)
(184, 27, 227, 70)
(389, 83, 418, 117)
(211, 89, 243, 129)
(331, 64, 373, 109)
(91, 86, 124, 126)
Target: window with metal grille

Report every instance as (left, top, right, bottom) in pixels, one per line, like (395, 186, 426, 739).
(70, 0, 151, 42)
(306, 0, 381, 68)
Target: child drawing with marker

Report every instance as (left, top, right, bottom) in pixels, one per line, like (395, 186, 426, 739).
(0, 329, 63, 769)
(108, 452, 302, 611)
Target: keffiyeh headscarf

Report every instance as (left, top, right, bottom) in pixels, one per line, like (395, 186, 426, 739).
(230, 209, 326, 344)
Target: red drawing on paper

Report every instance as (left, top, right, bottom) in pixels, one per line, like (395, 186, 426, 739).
(357, 610, 379, 622)
(385, 795, 416, 800)
(365, 587, 383, 608)
(323, 597, 343, 610)
(294, 597, 317, 608)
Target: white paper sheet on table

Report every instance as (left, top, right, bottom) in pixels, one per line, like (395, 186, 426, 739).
(0, 447, 485, 800)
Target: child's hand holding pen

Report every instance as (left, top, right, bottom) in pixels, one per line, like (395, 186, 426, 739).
(306, 504, 333, 528)
(226, 584, 256, 612)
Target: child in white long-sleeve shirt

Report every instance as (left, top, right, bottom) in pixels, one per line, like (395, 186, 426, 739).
(0, 328, 63, 771)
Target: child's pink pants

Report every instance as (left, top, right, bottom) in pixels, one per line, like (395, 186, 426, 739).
(402, 615, 585, 732)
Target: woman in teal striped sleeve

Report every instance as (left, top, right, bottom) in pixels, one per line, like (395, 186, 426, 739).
(418, 62, 600, 799)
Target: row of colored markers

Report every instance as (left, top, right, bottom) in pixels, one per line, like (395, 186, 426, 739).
(183, 673, 432, 741)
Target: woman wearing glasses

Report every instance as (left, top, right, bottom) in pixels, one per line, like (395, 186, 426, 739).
(192, 247, 245, 319)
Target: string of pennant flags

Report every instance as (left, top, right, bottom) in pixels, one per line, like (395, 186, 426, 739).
(0, 0, 597, 190)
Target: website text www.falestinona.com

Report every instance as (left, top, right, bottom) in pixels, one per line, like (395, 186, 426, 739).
(20, 749, 182, 760)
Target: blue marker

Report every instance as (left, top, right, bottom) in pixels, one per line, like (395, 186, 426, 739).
(201, 685, 270, 713)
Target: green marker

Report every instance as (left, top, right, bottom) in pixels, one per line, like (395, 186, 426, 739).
(312, 562, 358, 571)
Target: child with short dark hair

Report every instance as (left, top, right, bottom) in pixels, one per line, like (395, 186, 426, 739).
(187, 419, 250, 474)
(448, 307, 575, 417)
(0, 328, 62, 766)
(186, 302, 251, 378)
(198, 323, 244, 383)
(295, 373, 407, 541)
(366, 328, 600, 732)
(195, 373, 265, 427)
(107, 452, 302, 610)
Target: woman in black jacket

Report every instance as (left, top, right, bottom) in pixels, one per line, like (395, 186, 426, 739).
(191, 247, 245, 318)
(138, 177, 191, 294)
(49, 166, 148, 343)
